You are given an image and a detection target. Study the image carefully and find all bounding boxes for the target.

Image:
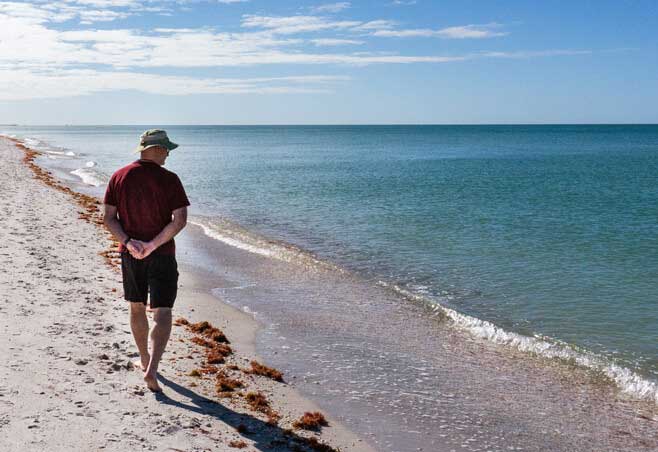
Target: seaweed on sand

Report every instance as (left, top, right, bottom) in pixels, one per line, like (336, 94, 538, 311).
(188, 330, 232, 364)
(189, 321, 230, 344)
(292, 412, 329, 431)
(248, 360, 284, 382)
(206, 351, 225, 365)
(206, 343, 232, 364)
(199, 365, 220, 375)
(242, 391, 281, 426)
(305, 437, 340, 452)
(216, 375, 244, 392)
(244, 391, 270, 413)
(189, 321, 212, 334)
(190, 336, 213, 348)
(13, 138, 122, 271)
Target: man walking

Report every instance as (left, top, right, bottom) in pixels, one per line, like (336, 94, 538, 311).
(103, 129, 189, 392)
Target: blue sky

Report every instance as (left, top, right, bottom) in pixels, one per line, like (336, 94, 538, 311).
(0, 0, 656, 124)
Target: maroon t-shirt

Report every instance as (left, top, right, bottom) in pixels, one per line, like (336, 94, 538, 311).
(104, 160, 190, 255)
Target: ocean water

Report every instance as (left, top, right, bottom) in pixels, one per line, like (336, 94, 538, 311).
(4, 124, 658, 402)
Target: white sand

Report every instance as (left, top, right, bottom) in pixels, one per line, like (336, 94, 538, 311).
(0, 137, 374, 452)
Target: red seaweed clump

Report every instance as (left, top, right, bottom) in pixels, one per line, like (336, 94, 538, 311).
(292, 412, 329, 431)
(244, 391, 270, 412)
(216, 375, 244, 392)
(189, 321, 230, 344)
(248, 360, 284, 382)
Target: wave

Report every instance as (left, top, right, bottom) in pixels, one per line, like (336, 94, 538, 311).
(41, 148, 76, 157)
(192, 213, 658, 405)
(6, 134, 104, 186)
(379, 281, 658, 404)
(70, 167, 108, 187)
(189, 216, 341, 272)
(2, 134, 76, 157)
(22, 137, 43, 148)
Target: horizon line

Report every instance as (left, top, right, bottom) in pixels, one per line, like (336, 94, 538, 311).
(3, 123, 658, 127)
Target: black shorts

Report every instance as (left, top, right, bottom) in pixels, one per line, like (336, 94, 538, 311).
(121, 253, 179, 309)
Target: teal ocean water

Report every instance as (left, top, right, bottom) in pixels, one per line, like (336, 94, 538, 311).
(4, 124, 658, 400)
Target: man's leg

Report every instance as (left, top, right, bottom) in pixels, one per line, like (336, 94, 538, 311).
(129, 303, 150, 371)
(144, 307, 172, 392)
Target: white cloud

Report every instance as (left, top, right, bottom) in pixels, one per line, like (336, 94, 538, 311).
(351, 20, 396, 31)
(0, 2, 58, 23)
(311, 2, 350, 13)
(374, 24, 508, 39)
(78, 9, 131, 24)
(0, 0, 154, 25)
(241, 14, 361, 34)
(481, 49, 592, 58)
(63, 0, 141, 7)
(311, 38, 363, 46)
(0, 68, 350, 100)
(241, 15, 399, 36)
(0, 2, 590, 99)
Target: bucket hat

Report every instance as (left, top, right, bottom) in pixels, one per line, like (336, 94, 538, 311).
(134, 129, 178, 153)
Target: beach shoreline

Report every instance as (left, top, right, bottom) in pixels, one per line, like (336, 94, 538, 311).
(0, 136, 374, 451)
(4, 132, 658, 451)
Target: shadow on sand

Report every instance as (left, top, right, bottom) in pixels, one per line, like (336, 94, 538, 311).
(157, 375, 335, 452)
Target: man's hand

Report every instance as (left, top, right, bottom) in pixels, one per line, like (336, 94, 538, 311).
(126, 239, 144, 259)
(128, 240, 157, 260)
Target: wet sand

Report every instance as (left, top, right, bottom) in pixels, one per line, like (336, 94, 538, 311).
(0, 136, 374, 452)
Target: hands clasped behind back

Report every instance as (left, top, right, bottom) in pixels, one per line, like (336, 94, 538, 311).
(126, 239, 157, 260)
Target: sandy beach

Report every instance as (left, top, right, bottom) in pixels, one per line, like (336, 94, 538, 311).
(0, 137, 374, 451)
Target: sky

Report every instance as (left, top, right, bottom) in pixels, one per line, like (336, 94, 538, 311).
(0, 0, 656, 124)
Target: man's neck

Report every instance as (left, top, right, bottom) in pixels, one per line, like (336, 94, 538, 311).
(138, 158, 162, 166)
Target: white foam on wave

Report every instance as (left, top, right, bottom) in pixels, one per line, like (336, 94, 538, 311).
(381, 281, 658, 405)
(5, 134, 105, 187)
(70, 167, 108, 187)
(190, 217, 340, 271)
(191, 219, 278, 258)
(23, 137, 42, 148)
(42, 149, 76, 157)
(0, 135, 77, 160)
(10, 135, 77, 158)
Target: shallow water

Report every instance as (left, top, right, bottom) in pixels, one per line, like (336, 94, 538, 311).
(177, 224, 658, 452)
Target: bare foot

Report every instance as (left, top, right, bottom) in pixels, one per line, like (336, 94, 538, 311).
(133, 354, 150, 372)
(144, 373, 162, 392)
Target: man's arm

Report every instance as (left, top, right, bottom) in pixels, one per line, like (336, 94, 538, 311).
(103, 204, 129, 244)
(137, 206, 188, 259)
(103, 204, 143, 256)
